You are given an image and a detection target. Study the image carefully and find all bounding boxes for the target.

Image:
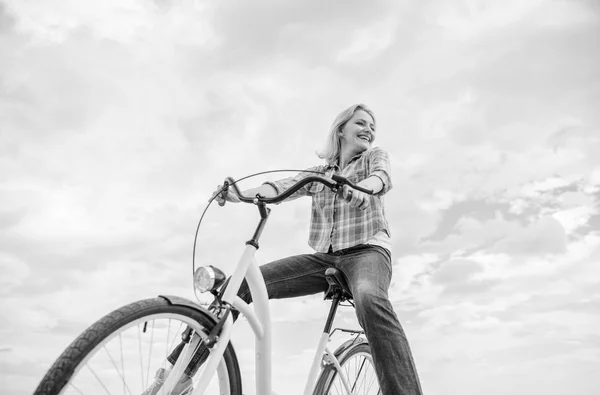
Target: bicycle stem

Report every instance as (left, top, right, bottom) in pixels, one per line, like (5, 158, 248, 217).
(246, 201, 271, 249)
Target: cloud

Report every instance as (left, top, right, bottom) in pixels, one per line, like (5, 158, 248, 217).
(431, 258, 500, 295)
(2, 1, 600, 394)
(432, 0, 545, 40)
(424, 199, 515, 241)
(0, 2, 16, 33)
(432, 258, 482, 284)
(0, 253, 30, 293)
(203, 0, 403, 68)
(492, 215, 567, 254)
(335, 15, 397, 63)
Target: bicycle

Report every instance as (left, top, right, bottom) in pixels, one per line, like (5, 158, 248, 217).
(34, 173, 381, 395)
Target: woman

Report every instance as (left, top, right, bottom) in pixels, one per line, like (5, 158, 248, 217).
(144, 104, 423, 395)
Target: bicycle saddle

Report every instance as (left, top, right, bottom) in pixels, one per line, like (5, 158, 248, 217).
(324, 268, 353, 301)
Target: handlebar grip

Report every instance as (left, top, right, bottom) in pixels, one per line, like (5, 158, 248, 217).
(352, 184, 374, 195)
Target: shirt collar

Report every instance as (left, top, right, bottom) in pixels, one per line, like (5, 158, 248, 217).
(327, 149, 368, 170)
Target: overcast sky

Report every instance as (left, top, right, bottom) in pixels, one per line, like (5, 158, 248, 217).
(1, 0, 599, 394)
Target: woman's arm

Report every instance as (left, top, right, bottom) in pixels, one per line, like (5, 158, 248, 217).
(341, 148, 391, 210)
(240, 184, 278, 198)
(356, 175, 384, 195)
(367, 148, 392, 195)
(210, 183, 278, 205)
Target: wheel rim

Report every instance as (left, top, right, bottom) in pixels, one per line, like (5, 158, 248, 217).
(327, 350, 379, 395)
(58, 312, 231, 395)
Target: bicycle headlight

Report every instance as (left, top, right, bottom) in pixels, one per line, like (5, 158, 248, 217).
(194, 265, 227, 293)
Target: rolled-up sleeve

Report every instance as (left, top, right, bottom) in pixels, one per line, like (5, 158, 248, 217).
(262, 166, 325, 203)
(368, 147, 392, 195)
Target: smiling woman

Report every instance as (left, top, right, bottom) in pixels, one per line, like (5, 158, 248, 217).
(317, 104, 377, 166)
(147, 103, 424, 395)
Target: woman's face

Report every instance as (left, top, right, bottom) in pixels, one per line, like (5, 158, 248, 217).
(340, 110, 376, 156)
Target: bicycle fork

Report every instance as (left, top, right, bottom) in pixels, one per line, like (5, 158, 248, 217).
(165, 313, 234, 395)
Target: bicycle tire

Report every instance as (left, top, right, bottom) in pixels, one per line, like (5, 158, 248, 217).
(34, 297, 242, 395)
(313, 342, 380, 395)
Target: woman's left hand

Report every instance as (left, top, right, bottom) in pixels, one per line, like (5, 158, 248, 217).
(340, 184, 370, 210)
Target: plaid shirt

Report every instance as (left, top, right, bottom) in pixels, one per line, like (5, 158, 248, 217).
(265, 147, 392, 253)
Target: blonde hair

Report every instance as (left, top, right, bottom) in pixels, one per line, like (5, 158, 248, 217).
(316, 103, 376, 164)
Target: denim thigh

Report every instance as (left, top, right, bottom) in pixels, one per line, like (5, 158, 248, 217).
(238, 252, 336, 303)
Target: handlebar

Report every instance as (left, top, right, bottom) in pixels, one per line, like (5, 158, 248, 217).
(222, 174, 374, 205)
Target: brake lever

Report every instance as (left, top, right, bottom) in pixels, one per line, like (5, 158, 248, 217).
(218, 180, 230, 206)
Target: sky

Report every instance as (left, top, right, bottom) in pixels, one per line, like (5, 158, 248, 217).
(1, 0, 599, 394)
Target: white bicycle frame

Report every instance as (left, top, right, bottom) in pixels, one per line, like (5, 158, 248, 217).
(168, 242, 357, 395)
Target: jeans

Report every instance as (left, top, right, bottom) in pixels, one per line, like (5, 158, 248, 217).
(168, 244, 423, 395)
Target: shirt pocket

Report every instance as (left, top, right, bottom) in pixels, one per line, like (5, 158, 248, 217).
(307, 181, 325, 195)
(308, 182, 330, 210)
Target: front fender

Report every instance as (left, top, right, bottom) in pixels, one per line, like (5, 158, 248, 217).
(159, 294, 217, 323)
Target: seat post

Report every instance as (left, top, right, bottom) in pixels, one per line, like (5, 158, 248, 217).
(305, 291, 342, 395)
(322, 292, 341, 334)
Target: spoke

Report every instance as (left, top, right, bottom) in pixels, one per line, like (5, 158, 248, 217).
(68, 381, 84, 395)
(344, 360, 352, 394)
(102, 345, 133, 395)
(332, 376, 342, 394)
(138, 323, 145, 389)
(145, 320, 156, 386)
(358, 356, 374, 395)
(119, 333, 125, 395)
(361, 357, 377, 395)
(366, 363, 378, 394)
(364, 372, 377, 395)
(330, 352, 380, 395)
(165, 318, 172, 369)
(351, 356, 366, 393)
(167, 321, 186, 358)
(86, 363, 112, 395)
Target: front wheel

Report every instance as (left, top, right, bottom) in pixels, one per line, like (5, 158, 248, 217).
(34, 297, 242, 395)
(314, 343, 380, 395)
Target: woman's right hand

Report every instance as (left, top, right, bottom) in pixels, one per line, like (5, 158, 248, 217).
(210, 184, 241, 206)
